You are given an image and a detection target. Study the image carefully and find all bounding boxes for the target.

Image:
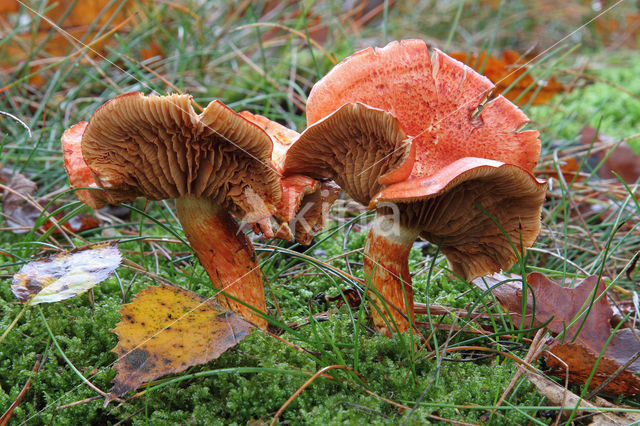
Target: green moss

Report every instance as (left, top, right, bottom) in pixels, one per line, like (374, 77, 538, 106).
(0, 225, 548, 424)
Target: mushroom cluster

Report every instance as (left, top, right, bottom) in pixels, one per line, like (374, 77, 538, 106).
(62, 93, 334, 329)
(62, 39, 546, 337)
(283, 39, 546, 335)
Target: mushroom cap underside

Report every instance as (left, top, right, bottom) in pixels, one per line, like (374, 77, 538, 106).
(306, 39, 540, 178)
(283, 102, 413, 205)
(81, 92, 282, 224)
(373, 158, 547, 280)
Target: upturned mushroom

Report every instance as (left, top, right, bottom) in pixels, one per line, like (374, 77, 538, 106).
(284, 40, 546, 335)
(62, 92, 283, 329)
(239, 111, 340, 245)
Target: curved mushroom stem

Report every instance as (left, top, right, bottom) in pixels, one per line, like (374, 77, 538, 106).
(363, 213, 419, 336)
(176, 196, 267, 329)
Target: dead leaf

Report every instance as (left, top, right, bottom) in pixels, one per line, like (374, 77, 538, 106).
(535, 156, 584, 182)
(40, 213, 100, 234)
(0, 1, 148, 87)
(545, 343, 640, 395)
(449, 50, 567, 105)
(594, 8, 640, 48)
(24, 0, 139, 30)
(525, 273, 613, 353)
(326, 288, 362, 310)
(472, 273, 613, 353)
(0, 0, 18, 13)
(475, 273, 640, 395)
(602, 328, 640, 373)
(111, 284, 252, 396)
(11, 242, 121, 304)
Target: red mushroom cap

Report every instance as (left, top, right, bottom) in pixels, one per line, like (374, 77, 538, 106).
(61, 121, 109, 209)
(306, 39, 540, 179)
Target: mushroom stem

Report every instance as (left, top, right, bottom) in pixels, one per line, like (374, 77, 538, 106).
(363, 213, 419, 336)
(175, 196, 267, 329)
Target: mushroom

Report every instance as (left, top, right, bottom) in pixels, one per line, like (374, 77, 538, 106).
(62, 121, 108, 210)
(366, 159, 546, 333)
(284, 40, 546, 335)
(62, 92, 283, 329)
(284, 102, 415, 205)
(239, 111, 341, 245)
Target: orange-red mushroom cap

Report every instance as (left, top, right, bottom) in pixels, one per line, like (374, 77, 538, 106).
(306, 40, 540, 179)
(61, 121, 109, 210)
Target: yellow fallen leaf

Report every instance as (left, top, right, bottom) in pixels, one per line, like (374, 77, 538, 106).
(110, 284, 252, 396)
(11, 242, 121, 304)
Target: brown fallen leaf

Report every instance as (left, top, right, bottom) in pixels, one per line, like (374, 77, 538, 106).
(326, 287, 362, 310)
(2, 170, 38, 232)
(525, 273, 613, 353)
(0, 1, 148, 87)
(473, 273, 613, 353)
(11, 242, 121, 304)
(111, 285, 252, 397)
(449, 50, 567, 106)
(0, 0, 18, 13)
(535, 156, 584, 182)
(24, 0, 139, 30)
(474, 272, 640, 396)
(594, 6, 640, 49)
(602, 328, 640, 373)
(545, 343, 640, 395)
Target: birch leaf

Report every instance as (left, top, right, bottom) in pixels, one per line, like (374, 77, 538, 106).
(111, 285, 252, 396)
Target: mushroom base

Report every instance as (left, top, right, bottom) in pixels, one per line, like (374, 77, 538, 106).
(176, 196, 267, 329)
(363, 214, 418, 336)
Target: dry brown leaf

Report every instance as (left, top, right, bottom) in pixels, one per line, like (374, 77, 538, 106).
(472, 273, 613, 353)
(0, 0, 18, 13)
(545, 343, 640, 395)
(602, 328, 640, 373)
(525, 273, 613, 353)
(0, 1, 147, 87)
(595, 8, 640, 48)
(25, 0, 138, 29)
(11, 242, 121, 304)
(2, 170, 38, 232)
(111, 285, 252, 396)
(474, 273, 640, 395)
(535, 157, 584, 182)
(325, 287, 362, 310)
(449, 50, 566, 105)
